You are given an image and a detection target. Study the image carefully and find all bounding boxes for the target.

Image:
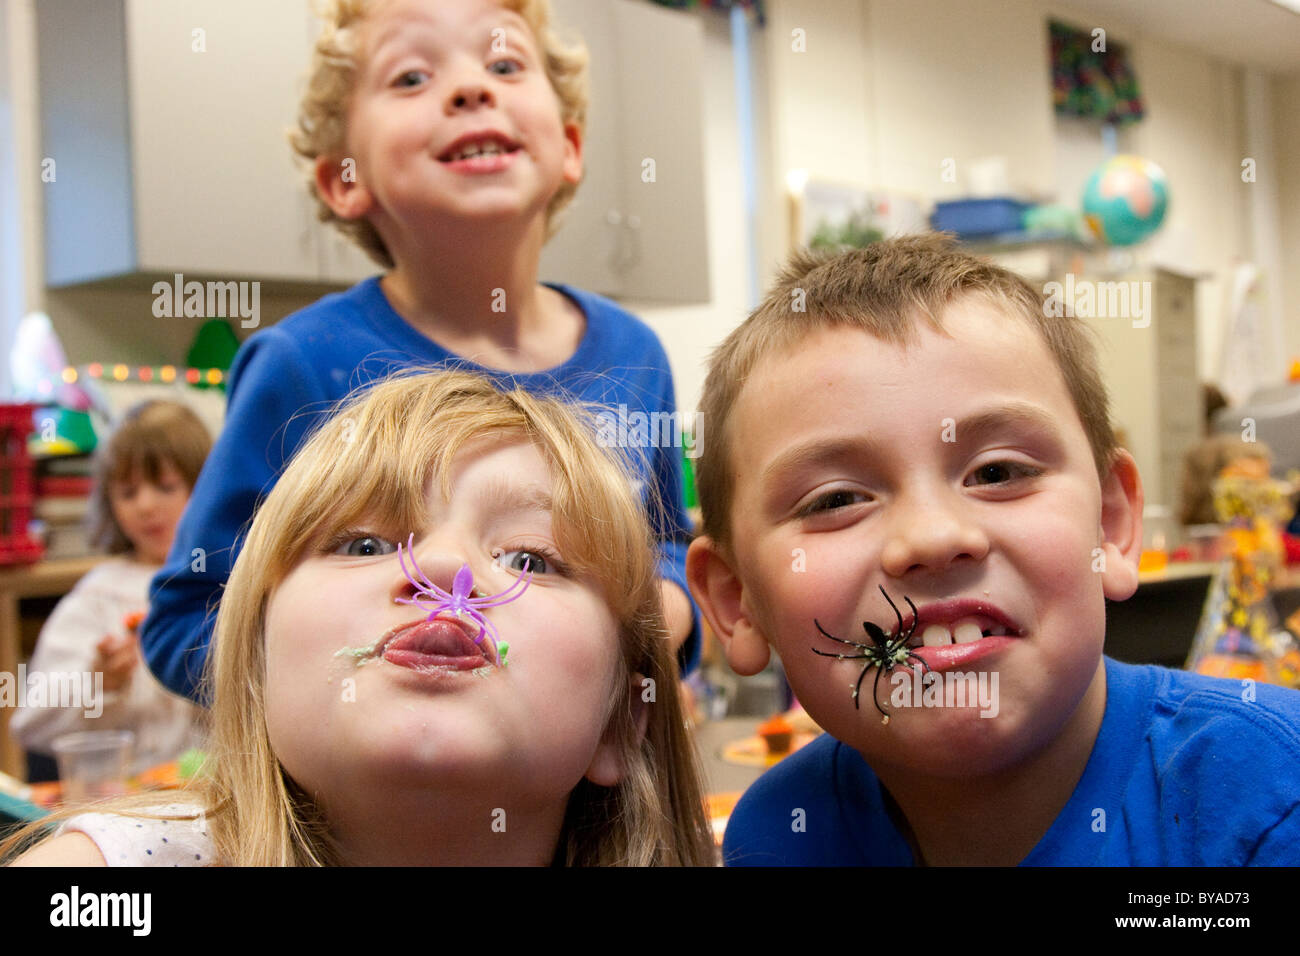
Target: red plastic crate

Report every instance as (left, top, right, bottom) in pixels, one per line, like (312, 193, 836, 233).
(0, 403, 44, 566)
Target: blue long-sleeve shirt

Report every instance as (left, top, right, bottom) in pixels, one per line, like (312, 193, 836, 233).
(722, 657, 1300, 865)
(141, 278, 699, 700)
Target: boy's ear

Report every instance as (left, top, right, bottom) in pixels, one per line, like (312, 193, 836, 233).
(686, 536, 771, 676)
(561, 122, 583, 185)
(314, 154, 374, 221)
(1098, 449, 1144, 601)
(584, 672, 651, 787)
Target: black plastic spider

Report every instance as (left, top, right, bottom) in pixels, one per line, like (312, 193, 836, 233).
(812, 585, 931, 724)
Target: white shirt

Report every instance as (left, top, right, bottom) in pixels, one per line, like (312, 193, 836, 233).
(62, 802, 215, 866)
(10, 557, 206, 773)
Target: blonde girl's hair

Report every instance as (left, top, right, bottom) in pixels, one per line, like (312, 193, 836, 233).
(291, 0, 589, 269)
(6, 370, 715, 866)
(88, 399, 212, 554)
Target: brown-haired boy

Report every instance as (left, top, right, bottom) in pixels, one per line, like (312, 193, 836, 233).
(687, 235, 1300, 865)
(142, 0, 698, 699)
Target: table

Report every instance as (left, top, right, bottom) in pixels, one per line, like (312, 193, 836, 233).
(0, 556, 104, 778)
(692, 716, 767, 796)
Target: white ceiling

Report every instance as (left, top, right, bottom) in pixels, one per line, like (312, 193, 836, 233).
(1050, 0, 1300, 74)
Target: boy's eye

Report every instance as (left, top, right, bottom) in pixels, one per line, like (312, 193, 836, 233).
(393, 69, 429, 88)
(799, 489, 870, 516)
(488, 58, 522, 76)
(965, 461, 1041, 486)
(493, 548, 552, 575)
(334, 535, 397, 557)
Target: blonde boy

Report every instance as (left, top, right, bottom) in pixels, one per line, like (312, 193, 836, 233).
(143, 0, 698, 699)
(687, 236, 1300, 865)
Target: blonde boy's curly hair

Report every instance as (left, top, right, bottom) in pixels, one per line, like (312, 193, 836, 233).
(290, 0, 589, 269)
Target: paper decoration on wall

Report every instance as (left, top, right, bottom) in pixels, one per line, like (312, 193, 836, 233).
(1050, 20, 1144, 125)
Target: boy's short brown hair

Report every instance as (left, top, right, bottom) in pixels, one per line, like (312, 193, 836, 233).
(696, 234, 1118, 552)
(291, 0, 589, 269)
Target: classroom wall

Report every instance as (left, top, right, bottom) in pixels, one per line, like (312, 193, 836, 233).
(1, 0, 45, 397)
(623, 12, 756, 416)
(9, 0, 1296, 421)
(1275, 71, 1300, 364)
(1126, 31, 1250, 384)
(755, 0, 1282, 389)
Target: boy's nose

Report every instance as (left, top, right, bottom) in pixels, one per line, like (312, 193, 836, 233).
(878, 490, 989, 580)
(447, 82, 494, 113)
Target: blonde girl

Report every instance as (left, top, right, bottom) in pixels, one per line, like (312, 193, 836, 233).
(7, 370, 714, 866)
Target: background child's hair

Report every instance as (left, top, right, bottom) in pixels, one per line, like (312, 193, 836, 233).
(88, 399, 212, 554)
(291, 0, 589, 268)
(207, 369, 712, 865)
(695, 234, 1119, 553)
(1179, 434, 1273, 525)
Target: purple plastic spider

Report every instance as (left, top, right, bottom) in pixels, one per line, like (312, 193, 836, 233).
(394, 534, 532, 666)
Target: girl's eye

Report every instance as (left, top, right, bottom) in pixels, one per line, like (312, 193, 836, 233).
(493, 548, 553, 575)
(488, 58, 522, 76)
(965, 461, 1042, 486)
(334, 535, 397, 557)
(799, 489, 870, 517)
(393, 69, 429, 88)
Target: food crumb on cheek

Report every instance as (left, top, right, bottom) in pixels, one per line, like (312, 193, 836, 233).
(334, 645, 376, 665)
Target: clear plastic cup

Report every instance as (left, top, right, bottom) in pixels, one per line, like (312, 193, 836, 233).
(51, 730, 135, 804)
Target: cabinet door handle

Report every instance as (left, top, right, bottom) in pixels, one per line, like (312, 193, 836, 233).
(605, 209, 625, 272)
(621, 215, 642, 272)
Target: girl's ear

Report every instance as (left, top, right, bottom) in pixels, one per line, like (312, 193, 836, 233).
(583, 673, 650, 788)
(314, 154, 374, 221)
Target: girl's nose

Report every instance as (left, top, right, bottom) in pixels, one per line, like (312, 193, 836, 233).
(134, 484, 161, 513)
(390, 535, 478, 609)
(878, 486, 989, 581)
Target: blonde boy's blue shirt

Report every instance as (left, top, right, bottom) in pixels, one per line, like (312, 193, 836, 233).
(722, 657, 1300, 865)
(140, 277, 699, 700)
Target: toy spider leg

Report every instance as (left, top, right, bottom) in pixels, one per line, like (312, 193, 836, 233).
(811, 585, 931, 721)
(394, 533, 532, 665)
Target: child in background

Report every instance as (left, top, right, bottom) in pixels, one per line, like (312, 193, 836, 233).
(687, 236, 1300, 865)
(8, 371, 715, 866)
(141, 0, 698, 703)
(11, 401, 209, 775)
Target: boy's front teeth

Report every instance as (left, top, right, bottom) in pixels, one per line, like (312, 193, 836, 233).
(451, 143, 505, 160)
(920, 617, 987, 647)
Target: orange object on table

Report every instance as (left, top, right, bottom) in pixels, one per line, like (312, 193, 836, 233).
(757, 714, 794, 754)
(26, 760, 184, 810)
(722, 730, 819, 768)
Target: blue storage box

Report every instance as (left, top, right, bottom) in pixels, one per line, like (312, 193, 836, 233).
(930, 198, 1030, 238)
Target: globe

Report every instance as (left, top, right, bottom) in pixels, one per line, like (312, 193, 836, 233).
(1082, 155, 1169, 246)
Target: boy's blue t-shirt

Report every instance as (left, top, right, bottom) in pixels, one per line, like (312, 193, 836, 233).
(722, 657, 1300, 865)
(141, 277, 699, 700)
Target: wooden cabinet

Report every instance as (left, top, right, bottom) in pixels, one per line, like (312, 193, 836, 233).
(38, 0, 710, 302)
(1078, 269, 1201, 513)
(543, 0, 711, 303)
(37, 0, 371, 287)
